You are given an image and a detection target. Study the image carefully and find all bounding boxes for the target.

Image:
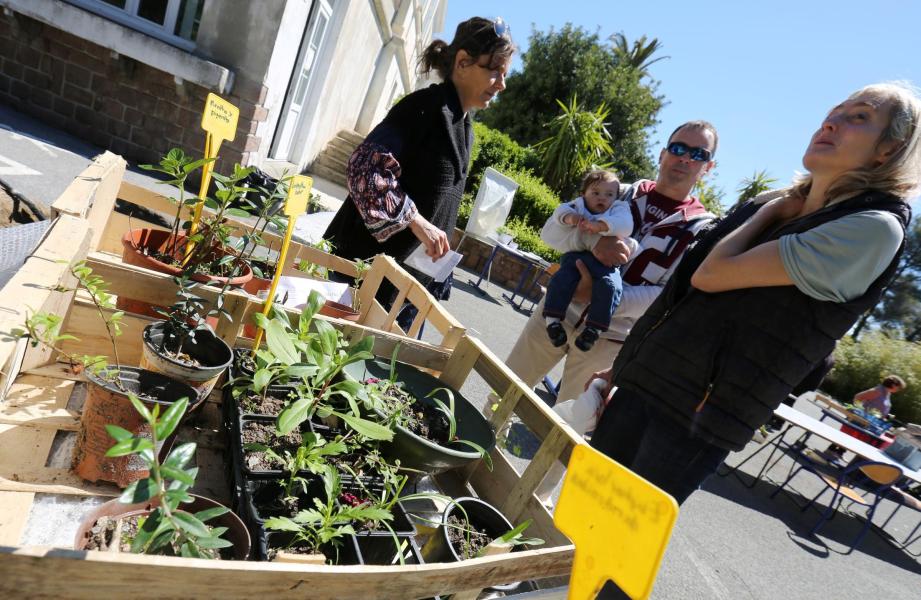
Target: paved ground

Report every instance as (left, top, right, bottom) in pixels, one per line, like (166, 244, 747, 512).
(3, 102, 921, 599)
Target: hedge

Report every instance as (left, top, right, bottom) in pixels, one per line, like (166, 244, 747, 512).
(467, 122, 541, 194)
(822, 332, 921, 424)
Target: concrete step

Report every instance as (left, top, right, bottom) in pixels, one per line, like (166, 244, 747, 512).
(308, 162, 348, 188)
(315, 153, 348, 174)
(337, 129, 365, 146)
(323, 143, 353, 164)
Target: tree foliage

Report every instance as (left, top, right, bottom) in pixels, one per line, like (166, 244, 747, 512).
(735, 170, 778, 205)
(535, 95, 614, 198)
(824, 332, 921, 423)
(693, 178, 725, 216)
(852, 218, 921, 341)
(610, 32, 669, 75)
(479, 24, 664, 182)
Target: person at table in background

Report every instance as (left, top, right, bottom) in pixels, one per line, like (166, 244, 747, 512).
(823, 374, 906, 460)
(855, 375, 906, 416)
(500, 121, 718, 409)
(542, 169, 639, 352)
(587, 82, 918, 516)
(324, 17, 514, 327)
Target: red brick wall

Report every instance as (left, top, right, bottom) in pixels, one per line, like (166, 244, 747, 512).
(0, 11, 267, 174)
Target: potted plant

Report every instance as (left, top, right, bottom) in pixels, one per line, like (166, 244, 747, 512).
(318, 257, 370, 322)
(17, 261, 198, 486)
(139, 275, 234, 409)
(119, 149, 255, 317)
(74, 396, 251, 559)
(341, 351, 496, 474)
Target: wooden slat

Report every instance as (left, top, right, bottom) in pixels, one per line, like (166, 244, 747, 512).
(438, 335, 481, 392)
(0, 375, 78, 430)
(502, 427, 574, 523)
(0, 544, 573, 599)
(51, 151, 125, 222)
(58, 299, 153, 367)
(0, 215, 92, 382)
(0, 491, 34, 545)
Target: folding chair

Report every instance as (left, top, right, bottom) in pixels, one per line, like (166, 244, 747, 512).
(770, 457, 903, 554)
(876, 486, 921, 556)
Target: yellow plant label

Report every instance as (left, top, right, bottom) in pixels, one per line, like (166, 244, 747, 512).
(554, 444, 678, 600)
(284, 175, 313, 217)
(201, 93, 239, 143)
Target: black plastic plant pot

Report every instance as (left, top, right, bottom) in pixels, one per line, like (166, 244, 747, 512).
(354, 534, 423, 566)
(231, 347, 302, 393)
(265, 531, 362, 565)
(140, 321, 233, 408)
(237, 414, 313, 479)
(340, 358, 496, 474)
(420, 497, 533, 592)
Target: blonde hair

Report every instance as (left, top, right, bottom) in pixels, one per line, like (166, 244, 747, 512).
(580, 169, 620, 196)
(793, 81, 921, 201)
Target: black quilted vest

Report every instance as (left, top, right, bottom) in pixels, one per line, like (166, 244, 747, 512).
(610, 191, 911, 451)
(324, 81, 472, 264)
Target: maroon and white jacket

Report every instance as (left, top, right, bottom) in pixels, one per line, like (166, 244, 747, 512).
(540, 179, 715, 342)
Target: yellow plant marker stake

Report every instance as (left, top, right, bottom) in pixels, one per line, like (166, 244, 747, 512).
(185, 93, 239, 258)
(251, 175, 313, 353)
(554, 444, 679, 600)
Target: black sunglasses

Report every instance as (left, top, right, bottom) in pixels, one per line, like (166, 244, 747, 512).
(666, 141, 712, 162)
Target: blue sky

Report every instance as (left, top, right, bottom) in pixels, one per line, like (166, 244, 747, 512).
(437, 1, 921, 205)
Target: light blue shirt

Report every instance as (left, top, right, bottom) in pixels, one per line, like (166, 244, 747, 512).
(779, 210, 903, 302)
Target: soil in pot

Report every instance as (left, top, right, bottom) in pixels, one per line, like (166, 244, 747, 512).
(446, 514, 493, 560)
(76, 495, 251, 560)
(240, 418, 305, 473)
(140, 322, 233, 405)
(237, 387, 294, 417)
(372, 381, 450, 444)
(72, 367, 197, 487)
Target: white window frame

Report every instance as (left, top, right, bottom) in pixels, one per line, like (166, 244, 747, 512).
(64, 0, 197, 51)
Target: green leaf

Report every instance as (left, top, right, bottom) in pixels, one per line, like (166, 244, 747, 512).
(163, 442, 196, 469)
(253, 368, 272, 393)
(172, 510, 211, 538)
(194, 536, 234, 549)
(277, 397, 313, 435)
(225, 207, 252, 218)
(314, 319, 338, 357)
(252, 312, 270, 330)
(155, 396, 189, 440)
(264, 516, 301, 532)
(105, 436, 154, 458)
(118, 478, 156, 503)
(128, 394, 152, 423)
(335, 411, 393, 441)
(194, 506, 230, 522)
(266, 319, 299, 365)
(160, 465, 195, 486)
(105, 424, 134, 442)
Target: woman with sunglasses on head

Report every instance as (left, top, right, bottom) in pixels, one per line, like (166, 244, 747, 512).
(324, 17, 513, 322)
(588, 82, 920, 512)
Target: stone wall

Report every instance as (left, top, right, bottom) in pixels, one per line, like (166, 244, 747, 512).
(0, 11, 266, 174)
(451, 228, 549, 299)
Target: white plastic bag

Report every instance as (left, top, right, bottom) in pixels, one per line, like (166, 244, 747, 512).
(552, 378, 611, 435)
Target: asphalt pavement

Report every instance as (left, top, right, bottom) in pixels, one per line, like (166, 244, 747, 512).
(2, 102, 920, 599)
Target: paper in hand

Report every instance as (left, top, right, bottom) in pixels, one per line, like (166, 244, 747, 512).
(404, 244, 463, 283)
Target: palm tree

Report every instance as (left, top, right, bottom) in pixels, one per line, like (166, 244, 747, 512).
(610, 33, 670, 75)
(735, 170, 778, 206)
(535, 95, 614, 198)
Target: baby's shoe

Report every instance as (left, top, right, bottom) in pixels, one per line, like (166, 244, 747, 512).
(575, 327, 600, 351)
(546, 321, 567, 347)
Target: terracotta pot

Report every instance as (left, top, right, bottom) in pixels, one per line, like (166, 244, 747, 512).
(72, 367, 197, 487)
(118, 228, 253, 318)
(139, 321, 233, 406)
(75, 494, 251, 560)
(319, 300, 361, 322)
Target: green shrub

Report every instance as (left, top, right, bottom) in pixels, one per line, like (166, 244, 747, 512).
(505, 218, 560, 263)
(456, 192, 474, 229)
(468, 122, 541, 194)
(506, 169, 561, 227)
(823, 332, 921, 423)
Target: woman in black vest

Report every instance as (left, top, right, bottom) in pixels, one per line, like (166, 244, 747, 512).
(324, 17, 514, 324)
(586, 82, 920, 507)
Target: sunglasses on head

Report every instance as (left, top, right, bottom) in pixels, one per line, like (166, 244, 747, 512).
(492, 17, 511, 38)
(666, 141, 712, 162)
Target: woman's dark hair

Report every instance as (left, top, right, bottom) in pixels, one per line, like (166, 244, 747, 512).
(419, 17, 515, 80)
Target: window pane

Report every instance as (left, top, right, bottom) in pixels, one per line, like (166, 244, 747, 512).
(100, 0, 127, 7)
(174, 0, 205, 40)
(137, 0, 169, 25)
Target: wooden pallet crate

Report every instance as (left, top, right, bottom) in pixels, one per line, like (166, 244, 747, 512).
(0, 154, 584, 599)
(50, 151, 466, 351)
